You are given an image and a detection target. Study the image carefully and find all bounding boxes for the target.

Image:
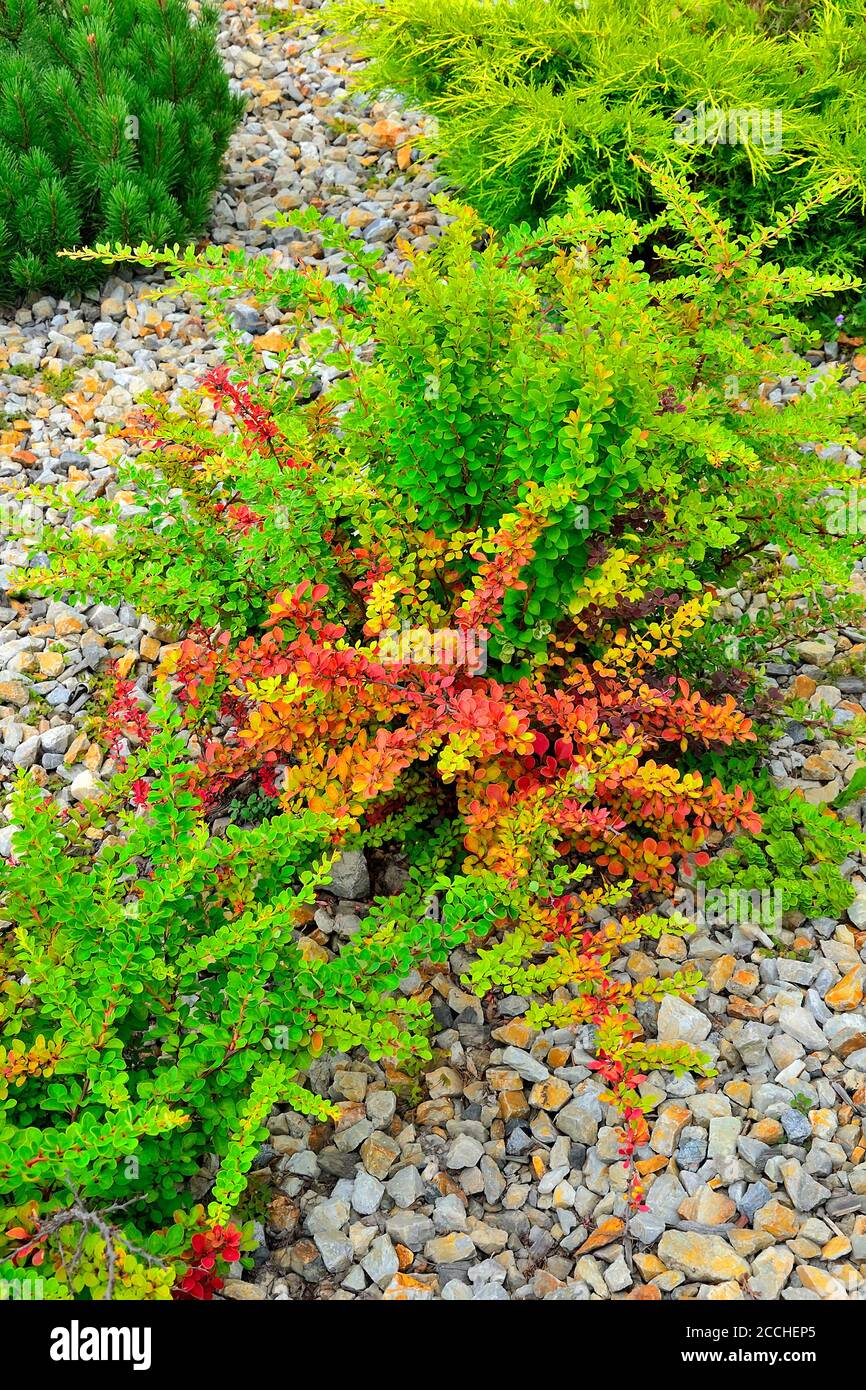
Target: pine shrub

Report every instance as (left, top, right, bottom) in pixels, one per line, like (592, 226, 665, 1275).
(328, 0, 866, 280)
(0, 0, 244, 300)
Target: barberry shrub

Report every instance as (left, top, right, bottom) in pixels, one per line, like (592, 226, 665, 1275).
(0, 689, 499, 1295)
(328, 0, 866, 279)
(0, 0, 244, 299)
(17, 175, 865, 1215)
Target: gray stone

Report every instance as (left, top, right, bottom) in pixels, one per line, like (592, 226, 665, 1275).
(732, 1022, 771, 1066)
(285, 1150, 319, 1179)
(385, 1210, 435, 1251)
(318, 1146, 360, 1179)
(776, 958, 819, 987)
(324, 850, 369, 899)
(707, 1116, 741, 1159)
(334, 1118, 373, 1152)
(361, 1234, 399, 1287)
(467, 1258, 507, 1286)
(500, 1046, 549, 1083)
(351, 1170, 384, 1215)
(779, 1107, 812, 1143)
(505, 1127, 535, 1157)
(313, 1229, 353, 1275)
(341, 1264, 367, 1292)
(88, 603, 119, 631)
(363, 217, 397, 243)
(645, 1171, 687, 1224)
(365, 1089, 397, 1128)
(433, 1194, 469, 1234)
(847, 895, 866, 928)
(444, 1134, 484, 1170)
(480, 1155, 506, 1203)
(0, 823, 20, 858)
(604, 1256, 632, 1292)
(12, 734, 39, 768)
(554, 1096, 601, 1144)
(386, 1164, 426, 1207)
(824, 1014, 866, 1056)
(39, 723, 74, 755)
(738, 1181, 773, 1222)
(628, 1211, 666, 1245)
(306, 1198, 349, 1235)
(778, 1006, 828, 1052)
(795, 640, 834, 666)
(780, 1159, 830, 1212)
(544, 1282, 591, 1300)
(657, 995, 712, 1044)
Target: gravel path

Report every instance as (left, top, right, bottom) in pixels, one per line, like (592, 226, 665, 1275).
(1, 0, 865, 1303)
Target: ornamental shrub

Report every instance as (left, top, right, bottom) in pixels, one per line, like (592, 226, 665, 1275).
(0, 0, 244, 299)
(14, 175, 866, 1226)
(0, 688, 500, 1295)
(328, 0, 866, 279)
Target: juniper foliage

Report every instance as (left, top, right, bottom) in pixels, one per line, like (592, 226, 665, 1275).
(330, 0, 866, 278)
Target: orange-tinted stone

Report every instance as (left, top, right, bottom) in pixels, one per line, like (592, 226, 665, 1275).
(724, 1079, 752, 1107)
(636, 1154, 669, 1177)
(634, 1254, 666, 1282)
(492, 1019, 535, 1048)
(575, 1217, 625, 1255)
(650, 1103, 691, 1156)
(528, 1078, 572, 1112)
(825, 966, 864, 1012)
(708, 954, 736, 992)
(754, 1199, 799, 1240)
(382, 1273, 439, 1300)
(751, 1118, 785, 1145)
(498, 1090, 529, 1121)
(727, 997, 764, 1021)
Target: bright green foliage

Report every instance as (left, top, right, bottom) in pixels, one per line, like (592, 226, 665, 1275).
(31, 174, 865, 671)
(0, 0, 244, 299)
(0, 688, 499, 1290)
(699, 786, 865, 921)
(329, 0, 866, 279)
